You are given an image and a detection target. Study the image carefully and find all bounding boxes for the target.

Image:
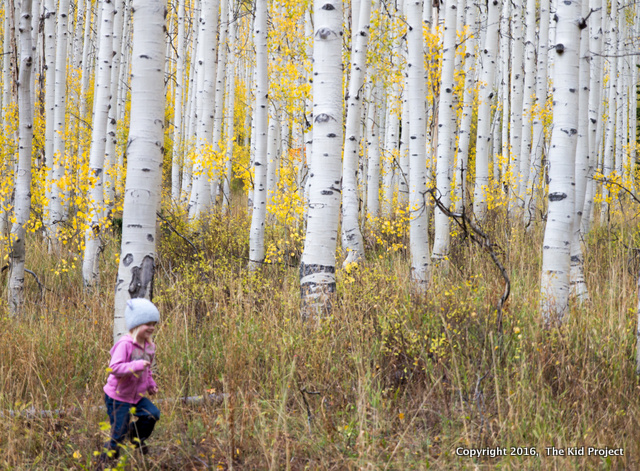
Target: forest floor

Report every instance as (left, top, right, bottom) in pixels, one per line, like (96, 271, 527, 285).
(1, 205, 640, 470)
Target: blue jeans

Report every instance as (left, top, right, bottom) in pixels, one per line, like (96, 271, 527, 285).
(104, 393, 160, 452)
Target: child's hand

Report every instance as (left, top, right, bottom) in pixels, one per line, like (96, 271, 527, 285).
(141, 360, 151, 369)
(148, 385, 158, 396)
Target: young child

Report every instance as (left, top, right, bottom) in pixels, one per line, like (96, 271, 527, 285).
(101, 298, 161, 459)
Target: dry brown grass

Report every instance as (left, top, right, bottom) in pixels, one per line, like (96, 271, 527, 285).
(1, 205, 639, 470)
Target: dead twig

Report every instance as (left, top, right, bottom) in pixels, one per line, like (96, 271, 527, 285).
(427, 188, 510, 336)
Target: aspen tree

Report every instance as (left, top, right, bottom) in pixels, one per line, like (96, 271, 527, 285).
(266, 104, 279, 210)
(382, 85, 400, 218)
(49, 0, 70, 242)
(8, 0, 34, 315)
(569, 0, 591, 302)
(498, 0, 510, 175)
(472, 0, 500, 220)
(113, 0, 166, 340)
(210, 0, 229, 204)
(299, 0, 343, 318)
(453, 0, 477, 212)
(516, 0, 537, 211)
(103, 0, 125, 215)
(248, 0, 268, 269)
(540, 0, 581, 326)
(188, 0, 220, 220)
(222, 0, 236, 211)
(341, 0, 373, 266)
(525, 0, 550, 223)
(171, 0, 186, 202)
(406, 0, 430, 291)
(366, 77, 381, 220)
(508, 2, 524, 211)
(600, 8, 616, 224)
(29, 0, 40, 109)
(82, 0, 115, 288)
(432, 0, 458, 266)
(43, 0, 55, 222)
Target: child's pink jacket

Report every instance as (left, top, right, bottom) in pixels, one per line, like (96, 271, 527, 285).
(103, 335, 157, 404)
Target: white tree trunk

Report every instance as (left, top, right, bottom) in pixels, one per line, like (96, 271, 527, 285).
(341, 0, 373, 265)
(599, 9, 616, 223)
(499, 0, 510, 178)
(525, 0, 550, 224)
(432, 0, 458, 265)
(540, 0, 580, 326)
(569, 0, 591, 303)
(472, 0, 501, 219)
(581, 0, 603, 235)
(210, 0, 228, 204)
(406, 0, 431, 291)
(222, 0, 236, 211)
(43, 0, 55, 224)
(382, 84, 399, 218)
(248, 0, 268, 269)
(516, 0, 537, 211)
(266, 104, 279, 210)
(171, 0, 186, 202)
(453, 0, 477, 212)
(113, 0, 166, 340)
(82, 0, 115, 288)
(300, 0, 343, 318)
(508, 2, 524, 210)
(8, 0, 34, 316)
(188, 0, 219, 220)
(49, 0, 70, 241)
(103, 0, 125, 215)
(366, 78, 381, 220)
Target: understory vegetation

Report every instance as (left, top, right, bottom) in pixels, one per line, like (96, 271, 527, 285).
(1, 200, 639, 470)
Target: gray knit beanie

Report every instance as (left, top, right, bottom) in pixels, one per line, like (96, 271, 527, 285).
(125, 298, 161, 331)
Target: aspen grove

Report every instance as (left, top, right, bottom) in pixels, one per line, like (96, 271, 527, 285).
(1, 0, 640, 467)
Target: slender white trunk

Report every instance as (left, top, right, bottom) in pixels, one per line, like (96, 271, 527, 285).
(43, 0, 55, 223)
(210, 0, 228, 204)
(525, 0, 550, 223)
(341, 0, 373, 265)
(266, 104, 279, 211)
(406, 0, 431, 291)
(222, 0, 236, 211)
(171, 0, 186, 202)
(8, 0, 34, 315)
(113, 0, 166, 340)
(382, 85, 399, 218)
(569, 0, 590, 303)
(508, 2, 524, 210)
(516, 0, 537, 211)
(472, 0, 501, 219)
(614, 11, 625, 179)
(248, 0, 268, 269)
(499, 0, 510, 178)
(49, 0, 70, 240)
(299, 0, 343, 318)
(103, 0, 124, 216)
(599, 11, 616, 224)
(540, 0, 580, 326)
(581, 0, 602, 235)
(366, 78, 381, 220)
(432, 0, 458, 265)
(453, 1, 477, 212)
(188, 0, 220, 220)
(82, 0, 115, 288)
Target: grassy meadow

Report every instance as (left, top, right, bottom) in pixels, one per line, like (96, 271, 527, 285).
(1, 202, 639, 470)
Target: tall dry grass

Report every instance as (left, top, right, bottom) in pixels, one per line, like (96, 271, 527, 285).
(1, 204, 639, 470)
